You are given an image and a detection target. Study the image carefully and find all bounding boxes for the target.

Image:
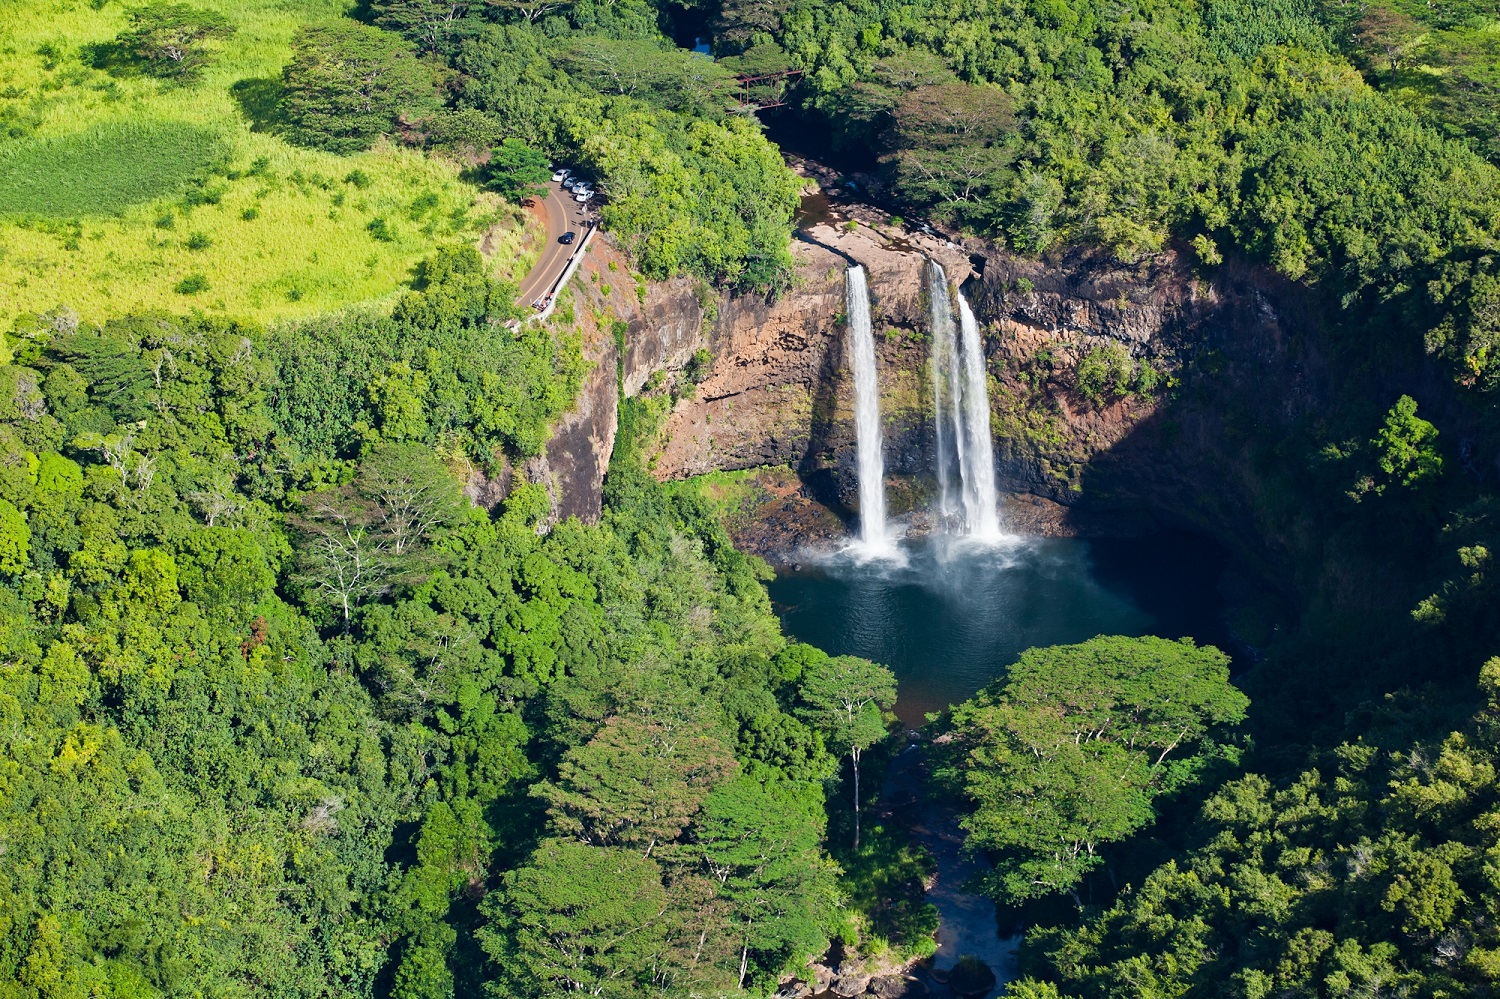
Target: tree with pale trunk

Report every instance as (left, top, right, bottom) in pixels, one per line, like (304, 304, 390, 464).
(796, 652, 896, 849)
(117, 3, 234, 82)
(937, 635, 1247, 906)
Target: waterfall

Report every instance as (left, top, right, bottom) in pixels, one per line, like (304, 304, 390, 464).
(956, 291, 1001, 539)
(927, 261, 964, 522)
(846, 266, 888, 548)
(928, 262, 1003, 539)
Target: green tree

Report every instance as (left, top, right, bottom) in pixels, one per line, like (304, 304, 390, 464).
(116, 3, 234, 81)
(479, 839, 671, 998)
(356, 443, 465, 562)
(886, 83, 1019, 225)
(1369, 395, 1443, 494)
(487, 138, 551, 204)
(535, 712, 737, 855)
(688, 775, 836, 988)
(796, 654, 896, 848)
(280, 22, 439, 154)
(372, 0, 472, 52)
(485, 0, 570, 24)
(392, 923, 456, 999)
(1353, 7, 1423, 74)
(0, 497, 29, 574)
(939, 636, 1247, 906)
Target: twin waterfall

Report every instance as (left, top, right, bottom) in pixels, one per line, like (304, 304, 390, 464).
(844, 261, 1003, 550)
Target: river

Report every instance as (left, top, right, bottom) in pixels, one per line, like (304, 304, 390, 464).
(766, 529, 1231, 996)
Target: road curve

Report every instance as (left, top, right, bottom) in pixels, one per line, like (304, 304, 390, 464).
(516, 182, 591, 309)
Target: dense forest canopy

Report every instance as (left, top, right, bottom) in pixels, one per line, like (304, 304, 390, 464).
(0, 265, 898, 995)
(688, 0, 1500, 386)
(8, 0, 1500, 995)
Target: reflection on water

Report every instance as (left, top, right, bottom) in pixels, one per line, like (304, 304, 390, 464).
(767, 532, 1229, 724)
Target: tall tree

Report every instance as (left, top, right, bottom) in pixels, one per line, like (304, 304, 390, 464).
(289, 491, 388, 631)
(796, 654, 896, 848)
(487, 138, 551, 204)
(483, 0, 569, 23)
(535, 712, 737, 855)
(356, 443, 465, 561)
(937, 636, 1248, 906)
(686, 775, 837, 989)
(371, 0, 472, 52)
(478, 839, 671, 999)
(280, 22, 439, 154)
(886, 82, 1019, 220)
(116, 3, 234, 81)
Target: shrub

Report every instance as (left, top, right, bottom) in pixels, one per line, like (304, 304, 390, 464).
(175, 272, 209, 294)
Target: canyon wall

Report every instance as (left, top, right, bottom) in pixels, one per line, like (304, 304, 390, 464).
(652, 223, 972, 511)
(529, 194, 1381, 606)
(642, 211, 1345, 600)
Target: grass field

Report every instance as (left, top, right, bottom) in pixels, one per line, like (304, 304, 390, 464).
(0, 0, 534, 324)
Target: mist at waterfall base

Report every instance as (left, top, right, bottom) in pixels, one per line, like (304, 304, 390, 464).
(767, 532, 1231, 725)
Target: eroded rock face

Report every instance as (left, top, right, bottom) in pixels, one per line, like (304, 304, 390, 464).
(653, 222, 974, 515)
(532, 200, 1343, 606)
(523, 237, 705, 524)
(644, 213, 1340, 598)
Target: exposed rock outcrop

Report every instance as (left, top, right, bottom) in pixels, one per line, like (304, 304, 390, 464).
(523, 235, 705, 524)
(644, 197, 1342, 600)
(529, 182, 1358, 608)
(653, 221, 972, 517)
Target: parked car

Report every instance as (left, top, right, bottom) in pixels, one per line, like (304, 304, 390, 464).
(563, 177, 581, 191)
(559, 231, 576, 245)
(551, 168, 570, 182)
(574, 190, 591, 202)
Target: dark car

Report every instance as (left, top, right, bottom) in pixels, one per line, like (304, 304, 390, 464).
(559, 231, 577, 245)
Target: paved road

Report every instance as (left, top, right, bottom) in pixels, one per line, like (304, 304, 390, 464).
(517, 182, 592, 309)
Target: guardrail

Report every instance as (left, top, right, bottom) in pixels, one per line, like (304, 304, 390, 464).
(531, 222, 600, 324)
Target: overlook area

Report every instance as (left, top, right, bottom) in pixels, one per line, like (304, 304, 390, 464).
(5, 0, 1500, 997)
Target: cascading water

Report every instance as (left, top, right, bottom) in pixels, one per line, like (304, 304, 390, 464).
(956, 292, 1002, 539)
(846, 266, 889, 549)
(927, 261, 1003, 540)
(926, 261, 964, 522)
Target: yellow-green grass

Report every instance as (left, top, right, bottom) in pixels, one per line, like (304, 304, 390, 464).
(0, 0, 536, 324)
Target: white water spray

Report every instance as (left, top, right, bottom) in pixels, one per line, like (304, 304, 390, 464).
(956, 291, 1001, 539)
(846, 266, 888, 549)
(927, 261, 963, 522)
(928, 261, 1003, 540)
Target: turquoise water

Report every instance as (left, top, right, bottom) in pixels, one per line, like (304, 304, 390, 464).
(767, 532, 1230, 724)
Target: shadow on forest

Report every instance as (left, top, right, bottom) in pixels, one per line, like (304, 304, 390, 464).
(231, 77, 287, 133)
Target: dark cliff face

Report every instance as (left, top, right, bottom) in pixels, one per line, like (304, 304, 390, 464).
(522, 240, 705, 525)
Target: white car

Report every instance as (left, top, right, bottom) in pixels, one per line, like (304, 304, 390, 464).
(551, 169, 570, 182)
(574, 190, 591, 202)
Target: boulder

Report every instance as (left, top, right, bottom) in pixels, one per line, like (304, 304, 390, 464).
(831, 973, 872, 997)
(948, 956, 997, 998)
(775, 983, 812, 999)
(869, 974, 927, 998)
